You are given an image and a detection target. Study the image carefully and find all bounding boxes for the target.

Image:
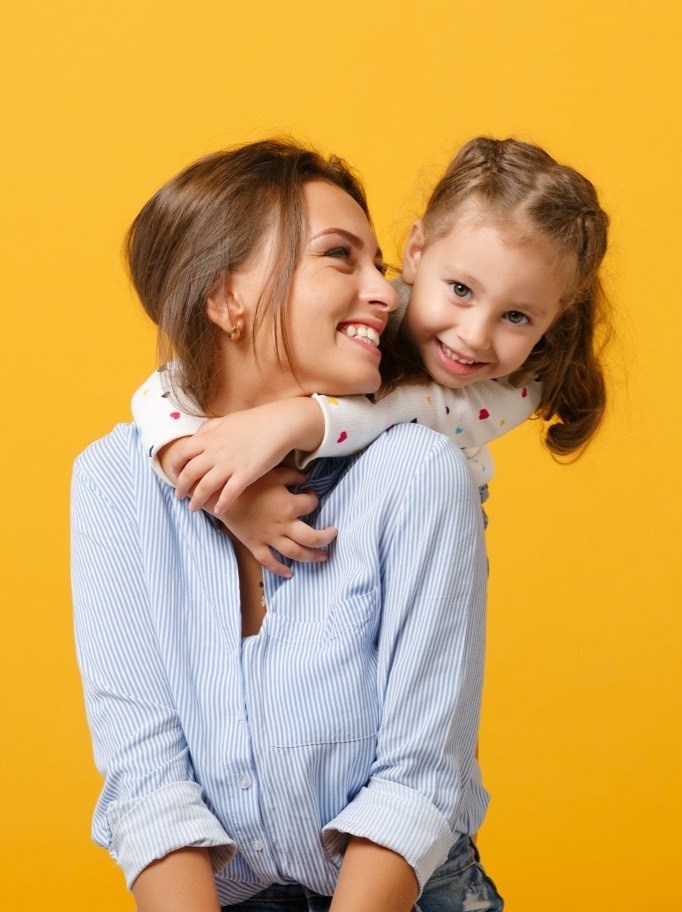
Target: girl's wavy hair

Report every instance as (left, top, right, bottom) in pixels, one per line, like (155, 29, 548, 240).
(126, 139, 370, 412)
(388, 137, 611, 456)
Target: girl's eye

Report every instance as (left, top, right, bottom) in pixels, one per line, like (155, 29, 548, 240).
(451, 282, 471, 299)
(504, 310, 530, 326)
(325, 245, 353, 263)
(376, 262, 388, 276)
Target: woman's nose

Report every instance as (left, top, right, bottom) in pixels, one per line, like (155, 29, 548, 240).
(361, 269, 400, 313)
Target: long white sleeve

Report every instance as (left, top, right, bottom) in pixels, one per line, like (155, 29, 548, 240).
(299, 377, 541, 486)
(131, 366, 205, 485)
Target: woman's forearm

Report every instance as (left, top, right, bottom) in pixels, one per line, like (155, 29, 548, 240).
(330, 837, 419, 912)
(131, 847, 221, 912)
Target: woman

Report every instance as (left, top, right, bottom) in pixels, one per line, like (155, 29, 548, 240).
(72, 140, 494, 911)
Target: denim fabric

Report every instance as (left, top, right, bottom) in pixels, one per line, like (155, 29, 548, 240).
(221, 836, 503, 911)
(221, 882, 330, 911)
(478, 483, 489, 531)
(417, 836, 504, 912)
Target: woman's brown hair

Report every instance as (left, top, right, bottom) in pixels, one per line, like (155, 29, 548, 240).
(126, 139, 370, 412)
(388, 137, 611, 456)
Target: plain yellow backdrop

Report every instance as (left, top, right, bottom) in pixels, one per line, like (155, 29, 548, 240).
(1, 1, 680, 909)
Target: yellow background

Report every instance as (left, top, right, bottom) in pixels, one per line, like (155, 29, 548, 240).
(2, 1, 680, 909)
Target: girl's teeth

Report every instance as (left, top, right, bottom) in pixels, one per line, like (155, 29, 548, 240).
(343, 324, 379, 346)
(441, 342, 476, 364)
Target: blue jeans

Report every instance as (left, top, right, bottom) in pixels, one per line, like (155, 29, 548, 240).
(221, 836, 503, 911)
(417, 836, 503, 912)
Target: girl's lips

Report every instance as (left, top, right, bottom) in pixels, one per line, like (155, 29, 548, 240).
(434, 339, 488, 376)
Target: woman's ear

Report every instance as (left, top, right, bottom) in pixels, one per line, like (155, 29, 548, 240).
(402, 220, 426, 286)
(206, 275, 246, 337)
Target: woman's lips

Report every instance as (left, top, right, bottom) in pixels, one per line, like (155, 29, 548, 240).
(338, 322, 382, 356)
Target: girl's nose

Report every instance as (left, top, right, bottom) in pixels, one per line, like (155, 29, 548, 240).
(458, 314, 492, 353)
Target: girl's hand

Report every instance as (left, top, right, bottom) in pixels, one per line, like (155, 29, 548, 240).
(220, 468, 337, 577)
(160, 398, 325, 514)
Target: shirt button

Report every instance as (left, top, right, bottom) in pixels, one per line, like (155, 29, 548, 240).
(252, 839, 264, 851)
(236, 709, 245, 721)
(238, 774, 251, 789)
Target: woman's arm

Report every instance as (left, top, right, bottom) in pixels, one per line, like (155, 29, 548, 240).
(330, 838, 418, 912)
(132, 848, 221, 912)
(323, 426, 488, 897)
(71, 435, 235, 891)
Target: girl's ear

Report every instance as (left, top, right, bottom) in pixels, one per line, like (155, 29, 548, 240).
(206, 274, 246, 336)
(402, 220, 426, 285)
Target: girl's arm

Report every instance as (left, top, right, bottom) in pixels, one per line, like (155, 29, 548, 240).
(132, 366, 325, 502)
(131, 365, 205, 484)
(134, 369, 538, 512)
(132, 368, 333, 576)
(301, 375, 542, 466)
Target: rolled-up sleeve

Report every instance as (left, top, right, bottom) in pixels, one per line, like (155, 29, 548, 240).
(323, 431, 488, 892)
(71, 456, 235, 887)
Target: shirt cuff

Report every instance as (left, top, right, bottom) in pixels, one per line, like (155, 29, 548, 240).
(322, 778, 454, 894)
(105, 780, 236, 888)
(142, 414, 205, 486)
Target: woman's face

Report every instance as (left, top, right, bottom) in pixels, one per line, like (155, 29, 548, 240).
(228, 181, 399, 402)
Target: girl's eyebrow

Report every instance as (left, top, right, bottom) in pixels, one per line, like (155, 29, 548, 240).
(311, 227, 383, 260)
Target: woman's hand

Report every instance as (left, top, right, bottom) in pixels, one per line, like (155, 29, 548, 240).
(159, 397, 325, 514)
(219, 468, 337, 577)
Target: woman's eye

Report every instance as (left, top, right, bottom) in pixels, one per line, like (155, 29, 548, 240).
(325, 245, 353, 263)
(451, 282, 471, 299)
(376, 262, 388, 276)
(504, 310, 530, 325)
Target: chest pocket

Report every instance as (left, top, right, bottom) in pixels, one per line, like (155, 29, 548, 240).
(263, 589, 380, 748)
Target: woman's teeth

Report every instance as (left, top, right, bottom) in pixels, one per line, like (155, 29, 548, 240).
(342, 324, 380, 347)
(440, 341, 477, 365)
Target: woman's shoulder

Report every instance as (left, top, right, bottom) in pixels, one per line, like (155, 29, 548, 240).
(352, 422, 474, 497)
(73, 422, 148, 499)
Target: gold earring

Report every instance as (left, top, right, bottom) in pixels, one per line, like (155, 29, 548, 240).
(229, 324, 242, 342)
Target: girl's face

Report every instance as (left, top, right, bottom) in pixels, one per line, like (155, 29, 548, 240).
(219, 181, 398, 405)
(402, 202, 568, 388)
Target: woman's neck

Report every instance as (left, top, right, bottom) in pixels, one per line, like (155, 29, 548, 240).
(204, 343, 300, 417)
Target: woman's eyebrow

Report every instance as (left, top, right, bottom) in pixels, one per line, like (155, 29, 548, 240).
(311, 228, 383, 260)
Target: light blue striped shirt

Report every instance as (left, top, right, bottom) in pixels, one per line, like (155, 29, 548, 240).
(71, 421, 489, 903)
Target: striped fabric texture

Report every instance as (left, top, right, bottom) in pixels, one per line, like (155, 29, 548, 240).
(71, 421, 489, 903)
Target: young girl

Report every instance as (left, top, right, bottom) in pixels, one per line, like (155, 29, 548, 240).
(132, 136, 609, 576)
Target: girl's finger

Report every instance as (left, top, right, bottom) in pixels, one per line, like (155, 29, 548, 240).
(291, 491, 319, 517)
(275, 537, 329, 564)
(252, 544, 292, 579)
(285, 522, 337, 549)
(188, 468, 231, 512)
(175, 458, 213, 500)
